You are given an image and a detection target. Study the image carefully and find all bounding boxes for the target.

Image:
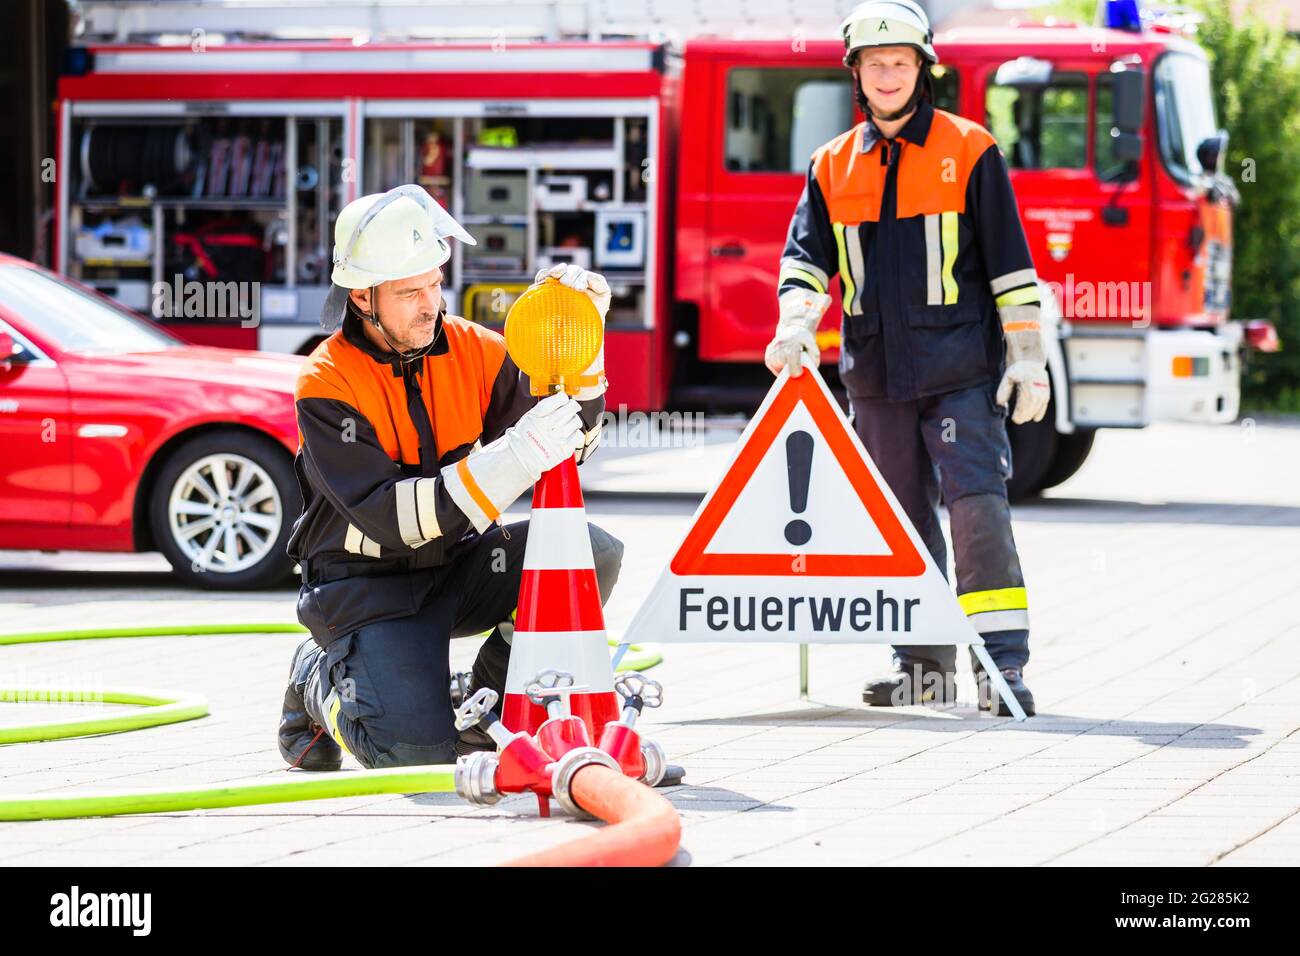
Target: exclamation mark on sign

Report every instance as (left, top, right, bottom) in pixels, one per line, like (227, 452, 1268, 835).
(784, 430, 814, 546)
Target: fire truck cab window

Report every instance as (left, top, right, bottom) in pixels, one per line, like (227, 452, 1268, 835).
(724, 66, 959, 173)
(930, 64, 959, 115)
(1154, 53, 1218, 185)
(725, 69, 849, 173)
(987, 72, 1089, 170)
(1094, 75, 1129, 183)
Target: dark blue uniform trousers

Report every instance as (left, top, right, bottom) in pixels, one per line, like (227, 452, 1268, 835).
(303, 520, 623, 769)
(849, 382, 1030, 674)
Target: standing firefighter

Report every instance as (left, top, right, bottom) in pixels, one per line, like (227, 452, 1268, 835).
(277, 184, 620, 770)
(765, 0, 1044, 715)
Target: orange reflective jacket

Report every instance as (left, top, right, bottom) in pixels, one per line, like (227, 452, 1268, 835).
(287, 305, 601, 647)
(780, 102, 1042, 402)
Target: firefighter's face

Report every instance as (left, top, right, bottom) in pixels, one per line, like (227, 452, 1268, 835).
(352, 266, 444, 351)
(856, 47, 922, 117)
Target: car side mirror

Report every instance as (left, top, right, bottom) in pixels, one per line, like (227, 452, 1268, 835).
(0, 330, 18, 371)
(1197, 129, 1229, 175)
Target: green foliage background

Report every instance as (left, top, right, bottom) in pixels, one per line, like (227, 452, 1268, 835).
(1193, 1, 1300, 410)
(1047, 0, 1300, 410)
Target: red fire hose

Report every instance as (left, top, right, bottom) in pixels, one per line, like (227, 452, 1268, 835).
(503, 764, 681, 867)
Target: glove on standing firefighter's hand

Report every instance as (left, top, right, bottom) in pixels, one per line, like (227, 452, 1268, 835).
(996, 327, 1050, 425)
(764, 288, 833, 377)
(533, 263, 608, 461)
(441, 392, 585, 533)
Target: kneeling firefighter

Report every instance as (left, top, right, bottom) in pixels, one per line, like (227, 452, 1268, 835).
(765, 0, 1045, 714)
(278, 184, 620, 770)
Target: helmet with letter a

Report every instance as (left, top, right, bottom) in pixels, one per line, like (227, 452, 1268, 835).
(840, 0, 938, 67)
(319, 184, 475, 331)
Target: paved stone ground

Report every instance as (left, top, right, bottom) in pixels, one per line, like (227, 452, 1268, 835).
(1, 418, 1298, 866)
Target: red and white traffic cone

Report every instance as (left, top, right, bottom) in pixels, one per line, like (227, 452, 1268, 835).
(501, 454, 620, 740)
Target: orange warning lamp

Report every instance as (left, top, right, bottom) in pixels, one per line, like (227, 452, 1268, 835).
(505, 278, 603, 396)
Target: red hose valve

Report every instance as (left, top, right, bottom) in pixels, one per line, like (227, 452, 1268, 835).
(527, 669, 594, 759)
(453, 687, 556, 804)
(599, 672, 667, 785)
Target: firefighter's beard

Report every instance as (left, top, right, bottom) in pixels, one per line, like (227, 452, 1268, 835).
(367, 301, 440, 359)
(395, 311, 439, 351)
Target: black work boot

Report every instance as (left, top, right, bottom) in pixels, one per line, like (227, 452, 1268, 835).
(656, 764, 686, 788)
(278, 638, 343, 771)
(453, 630, 511, 757)
(454, 723, 498, 757)
(976, 666, 1036, 717)
(451, 667, 501, 757)
(862, 663, 958, 707)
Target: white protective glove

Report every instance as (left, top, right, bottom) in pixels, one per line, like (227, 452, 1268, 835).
(764, 288, 833, 377)
(441, 391, 585, 532)
(535, 262, 611, 323)
(534, 263, 609, 461)
(995, 329, 1050, 424)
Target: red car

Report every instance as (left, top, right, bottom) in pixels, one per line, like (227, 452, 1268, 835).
(0, 255, 304, 589)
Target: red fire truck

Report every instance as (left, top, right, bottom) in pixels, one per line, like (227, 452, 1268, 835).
(53, 9, 1273, 496)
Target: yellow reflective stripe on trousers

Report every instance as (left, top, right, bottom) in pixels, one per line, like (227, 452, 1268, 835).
(833, 222, 857, 314)
(958, 587, 1028, 615)
(967, 609, 1030, 634)
(778, 266, 827, 295)
(996, 285, 1040, 307)
(940, 211, 959, 305)
(325, 690, 354, 756)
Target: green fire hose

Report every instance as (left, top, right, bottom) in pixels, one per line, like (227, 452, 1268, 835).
(0, 687, 209, 745)
(0, 623, 662, 821)
(0, 765, 458, 822)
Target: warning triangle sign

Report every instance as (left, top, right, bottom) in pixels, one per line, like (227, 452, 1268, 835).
(622, 366, 981, 648)
(671, 365, 924, 578)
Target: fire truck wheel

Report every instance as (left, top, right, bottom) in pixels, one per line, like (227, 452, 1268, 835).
(1006, 413, 1058, 501)
(1038, 428, 1096, 492)
(149, 430, 301, 590)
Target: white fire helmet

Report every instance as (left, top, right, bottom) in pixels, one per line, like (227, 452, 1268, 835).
(320, 183, 475, 330)
(840, 0, 938, 67)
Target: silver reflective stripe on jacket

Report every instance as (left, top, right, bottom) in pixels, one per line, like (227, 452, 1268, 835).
(344, 524, 381, 558)
(394, 476, 441, 548)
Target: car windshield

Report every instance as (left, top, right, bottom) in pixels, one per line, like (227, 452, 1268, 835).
(1154, 52, 1218, 183)
(0, 265, 180, 354)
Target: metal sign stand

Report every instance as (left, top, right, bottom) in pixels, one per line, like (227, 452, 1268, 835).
(797, 641, 1028, 720)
